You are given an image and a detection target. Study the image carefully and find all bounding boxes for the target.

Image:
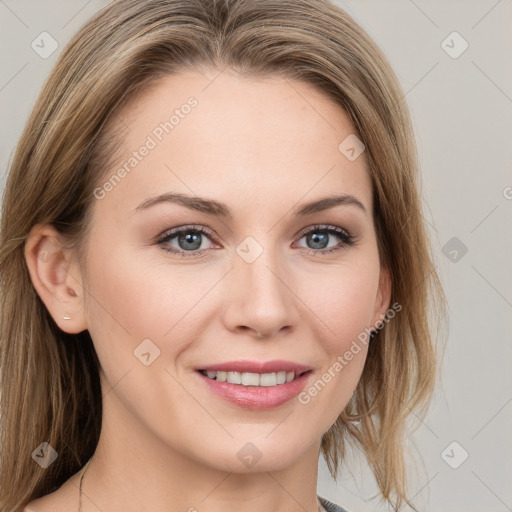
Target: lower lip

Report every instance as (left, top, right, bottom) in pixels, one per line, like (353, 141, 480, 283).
(195, 370, 312, 410)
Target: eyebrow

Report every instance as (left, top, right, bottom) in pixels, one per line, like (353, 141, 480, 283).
(134, 192, 367, 217)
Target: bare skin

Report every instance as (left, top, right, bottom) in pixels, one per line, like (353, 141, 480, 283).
(24, 67, 391, 512)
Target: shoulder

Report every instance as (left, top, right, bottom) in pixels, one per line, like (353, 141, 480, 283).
(318, 495, 352, 512)
(22, 476, 79, 512)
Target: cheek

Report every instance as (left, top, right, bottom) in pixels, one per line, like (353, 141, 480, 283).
(296, 258, 379, 348)
(292, 261, 378, 418)
(83, 244, 219, 369)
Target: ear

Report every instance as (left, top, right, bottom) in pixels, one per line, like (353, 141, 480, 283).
(370, 265, 392, 330)
(24, 224, 88, 334)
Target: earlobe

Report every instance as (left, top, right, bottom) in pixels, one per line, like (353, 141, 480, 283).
(24, 224, 87, 334)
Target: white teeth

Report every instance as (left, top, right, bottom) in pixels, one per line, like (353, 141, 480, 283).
(227, 371, 242, 384)
(241, 372, 260, 386)
(259, 373, 277, 386)
(202, 370, 300, 386)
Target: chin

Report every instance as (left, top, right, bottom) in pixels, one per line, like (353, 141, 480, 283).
(190, 434, 314, 473)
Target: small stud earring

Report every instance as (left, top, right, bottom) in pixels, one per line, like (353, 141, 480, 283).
(63, 314, 72, 320)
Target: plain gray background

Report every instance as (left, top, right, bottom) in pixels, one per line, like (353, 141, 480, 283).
(1, 1, 511, 511)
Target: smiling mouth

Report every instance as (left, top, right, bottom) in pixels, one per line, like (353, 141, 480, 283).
(197, 369, 311, 387)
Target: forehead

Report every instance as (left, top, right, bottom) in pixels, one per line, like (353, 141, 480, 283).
(93, 68, 372, 220)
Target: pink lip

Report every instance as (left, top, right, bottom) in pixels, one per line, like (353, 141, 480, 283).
(196, 359, 312, 375)
(196, 371, 312, 410)
(194, 360, 313, 410)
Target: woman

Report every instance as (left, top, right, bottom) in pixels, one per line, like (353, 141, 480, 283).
(0, 0, 446, 511)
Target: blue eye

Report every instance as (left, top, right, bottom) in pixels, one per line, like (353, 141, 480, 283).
(157, 226, 216, 257)
(157, 224, 356, 258)
(294, 224, 356, 255)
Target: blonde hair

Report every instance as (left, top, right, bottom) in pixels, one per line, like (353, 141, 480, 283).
(0, 0, 447, 510)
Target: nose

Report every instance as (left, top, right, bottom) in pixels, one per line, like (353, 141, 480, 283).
(221, 244, 300, 338)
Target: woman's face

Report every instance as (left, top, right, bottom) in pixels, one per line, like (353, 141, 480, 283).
(75, 68, 390, 471)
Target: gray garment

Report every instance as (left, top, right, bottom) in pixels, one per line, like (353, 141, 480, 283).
(318, 495, 350, 512)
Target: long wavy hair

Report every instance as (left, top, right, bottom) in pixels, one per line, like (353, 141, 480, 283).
(0, 0, 447, 510)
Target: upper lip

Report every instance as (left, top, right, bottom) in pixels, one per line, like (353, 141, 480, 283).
(197, 359, 312, 375)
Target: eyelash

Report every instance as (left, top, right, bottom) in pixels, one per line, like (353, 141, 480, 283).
(156, 224, 357, 258)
